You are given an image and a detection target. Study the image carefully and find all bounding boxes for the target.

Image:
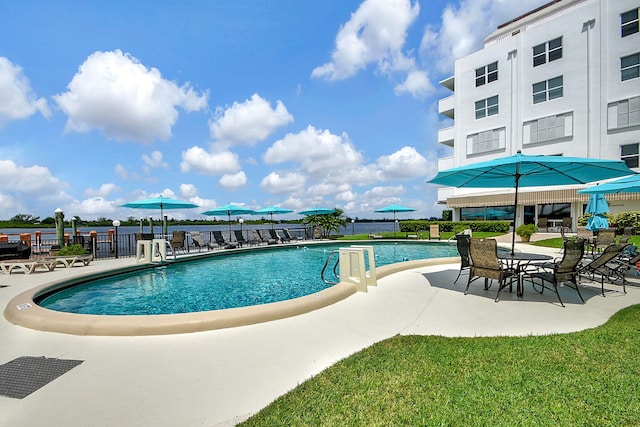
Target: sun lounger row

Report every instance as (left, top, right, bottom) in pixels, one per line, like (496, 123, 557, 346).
(0, 254, 94, 275)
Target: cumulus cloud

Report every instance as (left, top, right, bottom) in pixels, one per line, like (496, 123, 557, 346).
(0, 160, 71, 218)
(377, 146, 429, 181)
(210, 93, 293, 148)
(260, 171, 307, 195)
(142, 150, 169, 170)
(218, 171, 247, 191)
(420, 0, 550, 72)
(264, 125, 362, 177)
(71, 197, 117, 217)
(0, 57, 50, 126)
(179, 183, 198, 198)
(85, 183, 121, 198)
(54, 49, 208, 143)
(311, 0, 431, 98)
(180, 146, 240, 175)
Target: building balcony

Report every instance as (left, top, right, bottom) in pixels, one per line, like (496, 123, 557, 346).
(438, 95, 454, 119)
(439, 75, 454, 91)
(438, 126, 454, 147)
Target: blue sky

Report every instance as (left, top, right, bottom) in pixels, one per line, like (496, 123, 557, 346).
(0, 0, 548, 221)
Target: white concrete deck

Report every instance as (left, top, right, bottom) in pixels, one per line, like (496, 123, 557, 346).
(1, 235, 639, 426)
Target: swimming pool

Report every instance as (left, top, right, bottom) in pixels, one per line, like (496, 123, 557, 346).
(36, 242, 457, 316)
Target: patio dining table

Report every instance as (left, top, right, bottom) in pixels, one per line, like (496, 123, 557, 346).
(499, 252, 553, 298)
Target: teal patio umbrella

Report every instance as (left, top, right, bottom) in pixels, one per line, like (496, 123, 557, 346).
(121, 195, 199, 235)
(254, 205, 294, 230)
(428, 151, 634, 253)
(374, 203, 416, 237)
(584, 193, 610, 231)
(202, 203, 256, 237)
(578, 174, 640, 194)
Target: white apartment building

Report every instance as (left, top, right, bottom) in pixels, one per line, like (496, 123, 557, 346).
(435, 0, 640, 230)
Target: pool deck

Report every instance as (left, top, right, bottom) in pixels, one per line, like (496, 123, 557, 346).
(1, 234, 639, 426)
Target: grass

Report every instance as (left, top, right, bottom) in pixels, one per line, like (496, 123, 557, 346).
(240, 305, 640, 426)
(338, 231, 504, 241)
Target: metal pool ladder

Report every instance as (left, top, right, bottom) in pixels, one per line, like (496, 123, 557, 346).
(321, 250, 340, 284)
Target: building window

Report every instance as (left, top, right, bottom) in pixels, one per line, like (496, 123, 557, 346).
(523, 112, 573, 144)
(621, 53, 640, 81)
(608, 96, 640, 129)
(466, 127, 506, 155)
(621, 143, 639, 168)
(475, 61, 498, 87)
(621, 8, 639, 37)
(475, 95, 499, 119)
(532, 37, 562, 67)
(532, 76, 563, 104)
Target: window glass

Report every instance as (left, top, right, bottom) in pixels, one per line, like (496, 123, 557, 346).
(621, 9, 639, 37)
(621, 143, 639, 169)
(621, 53, 639, 81)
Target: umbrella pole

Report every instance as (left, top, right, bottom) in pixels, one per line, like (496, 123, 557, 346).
(511, 165, 521, 255)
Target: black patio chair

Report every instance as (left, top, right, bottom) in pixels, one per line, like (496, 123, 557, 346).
(454, 233, 471, 284)
(523, 238, 586, 307)
(466, 238, 516, 302)
(579, 243, 630, 297)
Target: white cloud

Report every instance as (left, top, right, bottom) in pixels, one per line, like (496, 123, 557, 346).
(0, 56, 50, 126)
(54, 49, 208, 143)
(179, 183, 198, 198)
(420, 0, 550, 72)
(142, 150, 169, 171)
(180, 146, 240, 175)
(260, 171, 307, 195)
(311, 0, 431, 98)
(264, 125, 362, 177)
(85, 183, 121, 198)
(377, 146, 429, 180)
(210, 93, 293, 148)
(312, 0, 419, 80)
(219, 171, 247, 191)
(71, 197, 117, 217)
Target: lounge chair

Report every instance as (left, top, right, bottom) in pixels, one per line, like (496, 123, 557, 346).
(282, 229, 300, 241)
(46, 254, 93, 268)
(213, 231, 237, 249)
(368, 233, 383, 239)
(466, 238, 516, 302)
(579, 243, 630, 296)
(0, 259, 56, 274)
(233, 230, 255, 247)
(255, 229, 277, 245)
(523, 239, 586, 307)
(601, 245, 640, 293)
(619, 227, 633, 244)
(454, 233, 471, 284)
(189, 231, 217, 251)
(276, 229, 291, 243)
(169, 231, 186, 252)
(429, 224, 441, 240)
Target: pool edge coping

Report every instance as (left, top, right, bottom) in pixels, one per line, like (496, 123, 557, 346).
(3, 246, 458, 336)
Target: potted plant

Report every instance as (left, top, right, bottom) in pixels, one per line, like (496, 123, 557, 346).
(515, 224, 537, 242)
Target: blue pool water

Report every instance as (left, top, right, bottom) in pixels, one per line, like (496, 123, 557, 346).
(37, 242, 457, 315)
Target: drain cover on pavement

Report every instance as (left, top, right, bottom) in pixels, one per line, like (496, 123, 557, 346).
(0, 356, 84, 399)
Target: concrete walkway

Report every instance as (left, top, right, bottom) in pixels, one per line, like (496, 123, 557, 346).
(1, 236, 639, 426)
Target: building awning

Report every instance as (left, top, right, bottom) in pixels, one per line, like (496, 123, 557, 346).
(445, 188, 640, 208)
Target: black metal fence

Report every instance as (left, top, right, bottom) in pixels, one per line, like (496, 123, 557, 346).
(12, 227, 310, 260)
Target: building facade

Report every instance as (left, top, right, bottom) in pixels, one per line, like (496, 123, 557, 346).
(435, 0, 640, 229)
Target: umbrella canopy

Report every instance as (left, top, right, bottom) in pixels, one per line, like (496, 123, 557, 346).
(201, 203, 256, 236)
(428, 151, 634, 253)
(585, 193, 610, 232)
(254, 205, 294, 230)
(585, 193, 609, 215)
(375, 203, 416, 237)
(121, 195, 199, 219)
(298, 207, 336, 216)
(578, 174, 640, 194)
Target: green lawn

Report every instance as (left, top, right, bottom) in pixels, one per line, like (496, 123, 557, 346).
(240, 304, 640, 426)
